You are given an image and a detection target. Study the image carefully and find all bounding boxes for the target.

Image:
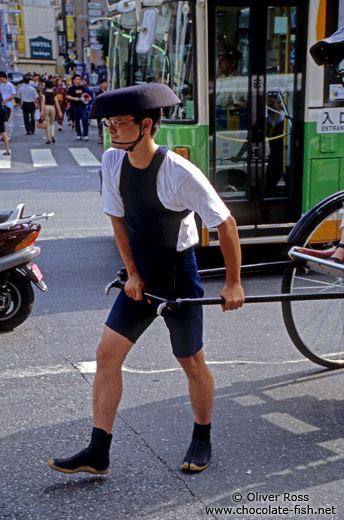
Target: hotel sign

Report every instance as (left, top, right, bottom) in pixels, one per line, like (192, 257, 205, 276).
(30, 37, 52, 60)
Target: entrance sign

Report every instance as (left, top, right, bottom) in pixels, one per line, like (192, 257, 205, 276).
(317, 109, 344, 133)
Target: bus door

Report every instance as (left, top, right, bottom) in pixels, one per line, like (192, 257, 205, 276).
(209, 1, 307, 240)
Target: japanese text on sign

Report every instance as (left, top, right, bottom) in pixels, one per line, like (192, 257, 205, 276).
(317, 109, 344, 133)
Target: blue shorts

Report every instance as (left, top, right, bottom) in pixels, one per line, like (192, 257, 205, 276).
(105, 249, 204, 358)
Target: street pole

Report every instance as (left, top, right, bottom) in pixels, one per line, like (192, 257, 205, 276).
(108, 20, 114, 90)
(0, 11, 9, 72)
(61, 0, 68, 64)
(81, 36, 85, 76)
(83, 0, 88, 76)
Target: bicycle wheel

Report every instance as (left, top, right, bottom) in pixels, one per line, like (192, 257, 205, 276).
(282, 199, 344, 368)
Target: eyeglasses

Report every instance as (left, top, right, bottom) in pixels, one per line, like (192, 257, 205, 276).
(102, 117, 135, 128)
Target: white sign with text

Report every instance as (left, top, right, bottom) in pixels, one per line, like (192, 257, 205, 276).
(317, 109, 344, 133)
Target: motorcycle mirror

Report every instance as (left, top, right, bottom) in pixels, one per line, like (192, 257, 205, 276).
(309, 26, 344, 68)
(136, 8, 158, 54)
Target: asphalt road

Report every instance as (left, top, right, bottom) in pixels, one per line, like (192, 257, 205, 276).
(0, 109, 343, 520)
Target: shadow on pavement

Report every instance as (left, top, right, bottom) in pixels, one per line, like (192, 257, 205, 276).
(1, 365, 344, 519)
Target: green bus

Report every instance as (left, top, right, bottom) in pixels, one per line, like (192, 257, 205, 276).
(105, 0, 344, 247)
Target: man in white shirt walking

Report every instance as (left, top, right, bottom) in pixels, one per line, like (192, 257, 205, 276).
(0, 71, 16, 139)
(48, 84, 245, 478)
(18, 77, 39, 135)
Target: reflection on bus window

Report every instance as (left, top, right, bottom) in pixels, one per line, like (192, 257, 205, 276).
(323, 0, 344, 104)
(265, 93, 286, 196)
(110, 1, 194, 121)
(215, 7, 250, 200)
(264, 6, 296, 198)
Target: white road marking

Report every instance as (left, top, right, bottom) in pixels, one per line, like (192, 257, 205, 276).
(0, 153, 11, 169)
(31, 149, 57, 167)
(77, 359, 309, 375)
(264, 380, 344, 402)
(233, 395, 266, 407)
(0, 365, 73, 379)
(69, 147, 101, 166)
(75, 358, 309, 374)
(0, 357, 311, 380)
(317, 438, 344, 455)
(262, 412, 319, 434)
(76, 361, 180, 374)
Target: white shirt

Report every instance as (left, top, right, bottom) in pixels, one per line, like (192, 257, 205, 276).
(216, 72, 247, 110)
(101, 148, 230, 251)
(0, 81, 16, 108)
(18, 84, 39, 103)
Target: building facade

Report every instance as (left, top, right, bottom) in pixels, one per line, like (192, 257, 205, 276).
(0, 0, 107, 76)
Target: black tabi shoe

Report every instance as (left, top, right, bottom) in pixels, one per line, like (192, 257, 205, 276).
(181, 438, 212, 472)
(47, 428, 112, 475)
(47, 450, 109, 475)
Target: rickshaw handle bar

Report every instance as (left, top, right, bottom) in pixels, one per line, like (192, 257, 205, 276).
(198, 260, 293, 277)
(155, 292, 344, 316)
(105, 276, 344, 316)
(175, 292, 344, 306)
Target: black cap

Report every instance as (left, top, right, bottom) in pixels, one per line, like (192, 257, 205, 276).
(219, 44, 243, 61)
(89, 83, 181, 119)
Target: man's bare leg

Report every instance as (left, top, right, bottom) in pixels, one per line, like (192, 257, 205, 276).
(48, 327, 133, 474)
(177, 350, 214, 472)
(93, 327, 134, 433)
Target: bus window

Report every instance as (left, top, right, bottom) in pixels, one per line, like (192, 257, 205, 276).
(215, 7, 250, 200)
(324, 0, 344, 106)
(111, 1, 195, 121)
(264, 6, 296, 198)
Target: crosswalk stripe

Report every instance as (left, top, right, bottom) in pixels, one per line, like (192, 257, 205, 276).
(69, 147, 101, 167)
(0, 153, 11, 169)
(31, 149, 57, 167)
(262, 412, 319, 434)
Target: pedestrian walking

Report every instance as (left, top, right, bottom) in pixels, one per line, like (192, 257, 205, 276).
(0, 91, 10, 155)
(53, 78, 67, 131)
(18, 77, 39, 135)
(40, 80, 62, 144)
(48, 84, 244, 477)
(95, 78, 107, 143)
(32, 74, 40, 90)
(66, 74, 89, 140)
(82, 79, 95, 124)
(0, 71, 16, 140)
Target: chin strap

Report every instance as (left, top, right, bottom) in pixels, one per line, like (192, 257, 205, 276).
(112, 121, 144, 152)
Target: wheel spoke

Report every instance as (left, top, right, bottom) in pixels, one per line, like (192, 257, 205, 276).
(282, 200, 344, 368)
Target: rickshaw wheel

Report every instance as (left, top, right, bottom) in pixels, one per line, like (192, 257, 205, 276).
(282, 200, 344, 369)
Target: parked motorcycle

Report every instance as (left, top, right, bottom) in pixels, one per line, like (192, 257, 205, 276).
(0, 204, 53, 332)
